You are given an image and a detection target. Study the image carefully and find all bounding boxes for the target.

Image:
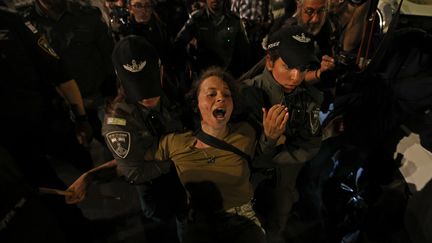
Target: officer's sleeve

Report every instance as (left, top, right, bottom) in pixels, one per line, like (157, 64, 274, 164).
(17, 18, 71, 86)
(173, 15, 197, 67)
(103, 124, 171, 184)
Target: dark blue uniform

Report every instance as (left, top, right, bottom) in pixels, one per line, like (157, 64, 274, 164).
(102, 95, 189, 240)
(174, 7, 251, 78)
(0, 7, 91, 242)
(22, 1, 116, 144)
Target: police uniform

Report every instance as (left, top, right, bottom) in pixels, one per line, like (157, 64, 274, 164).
(22, 1, 116, 143)
(22, 2, 115, 99)
(109, 34, 192, 226)
(174, 7, 251, 78)
(243, 69, 323, 241)
(241, 26, 323, 241)
(1, 6, 72, 174)
(102, 95, 184, 184)
(102, 95, 188, 221)
(0, 7, 90, 241)
(244, 69, 323, 166)
(120, 15, 173, 69)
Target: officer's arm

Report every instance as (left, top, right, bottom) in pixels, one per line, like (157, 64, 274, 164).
(57, 79, 86, 116)
(66, 159, 118, 204)
(57, 79, 93, 145)
(104, 128, 172, 184)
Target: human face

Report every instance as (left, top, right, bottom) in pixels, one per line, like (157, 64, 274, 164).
(138, 96, 160, 108)
(266, 56, 306, 93)
(129, 0, 152, 23)
(297, 0, 327, 36)
(206, 0, 223, 13)
(105, 0, 125, 9)
(197, 76, 234, 129)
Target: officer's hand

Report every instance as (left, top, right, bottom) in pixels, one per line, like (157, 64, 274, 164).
(262, 104, 289, 142)
(75, 120, 93, 148)
(65, 172, 93, 204)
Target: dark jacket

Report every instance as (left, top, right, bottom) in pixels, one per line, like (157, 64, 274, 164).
(243, 69, 323, 187)
(174, 7, 251, 77)
(102, 95, 185, 184)
(23, 2, 115, 98)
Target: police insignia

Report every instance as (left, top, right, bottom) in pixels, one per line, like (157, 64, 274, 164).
(107, 117, 127, 126)
(309, 108, 321, 135)
(106, 131, 131, 158)
(37, 36, 59, 59)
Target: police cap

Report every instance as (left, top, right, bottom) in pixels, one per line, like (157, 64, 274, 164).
(112, 35, 162, 103)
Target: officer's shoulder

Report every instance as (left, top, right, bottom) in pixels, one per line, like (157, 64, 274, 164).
(108, 101, 137, 118)
(0, 6, 18, 16)
(69, 2, 101, 17)
(243, 74, 265, 88)
(190, 9, 205, 20)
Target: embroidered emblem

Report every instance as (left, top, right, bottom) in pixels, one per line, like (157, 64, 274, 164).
(292, 33, 311, 43)
(123, 59, 146, 72)
(309, 108, 321, 135)
(37, 36, 59, 59)
(107, 117, 127, 126)
(106, 131, 131, 158)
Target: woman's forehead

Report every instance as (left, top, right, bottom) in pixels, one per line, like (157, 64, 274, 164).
(200, 76, 229, 89)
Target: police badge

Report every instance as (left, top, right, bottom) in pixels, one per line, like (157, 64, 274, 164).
(309, 107, 321, 135)
(106, 131, 131, 158)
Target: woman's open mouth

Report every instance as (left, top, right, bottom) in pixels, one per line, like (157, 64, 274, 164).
(212, 108, 226, 119)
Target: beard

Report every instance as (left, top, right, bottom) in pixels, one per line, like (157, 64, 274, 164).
(297, 15, 325, 36)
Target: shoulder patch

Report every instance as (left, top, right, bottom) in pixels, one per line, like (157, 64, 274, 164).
(106, 117, 127, 126)
(37, 36, 59, 59)
(106, 131, 131, 158)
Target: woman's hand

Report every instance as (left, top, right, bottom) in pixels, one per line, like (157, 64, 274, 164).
(319, 55, 336, 74)
(262, 104, 289, 142)
(65, 172, 93, 204)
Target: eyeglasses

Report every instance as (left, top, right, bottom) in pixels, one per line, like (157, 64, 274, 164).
(303, 7, 327, 17)
(131, 3, 152, 9)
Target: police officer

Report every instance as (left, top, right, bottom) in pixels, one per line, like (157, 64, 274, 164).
(174, 0, 251, 81)
(241, 26, 323, 243)
(22, 0, 116, 149)
(0, 6, 91, 241)
(66, 36, 189, 241)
